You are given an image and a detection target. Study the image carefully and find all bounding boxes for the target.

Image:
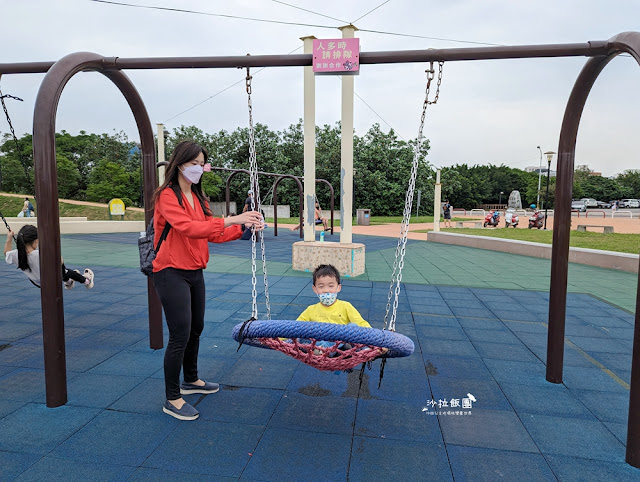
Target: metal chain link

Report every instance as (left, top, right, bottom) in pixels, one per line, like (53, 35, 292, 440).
(383, 61, 444, 332)
(245, 68, 271, 320)
(0, 87, 30, 189)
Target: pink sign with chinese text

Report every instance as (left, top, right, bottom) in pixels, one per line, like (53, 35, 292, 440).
(312, 38, 360, 74)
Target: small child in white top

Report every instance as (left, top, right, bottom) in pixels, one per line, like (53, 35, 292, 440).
(4, 225, 95, 289)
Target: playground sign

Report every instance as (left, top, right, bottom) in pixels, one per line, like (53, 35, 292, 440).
(312, 38, 360, 74)
(108, 198, 125, 218)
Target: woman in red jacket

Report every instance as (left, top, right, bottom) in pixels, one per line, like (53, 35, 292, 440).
(153, 140, 263, 420)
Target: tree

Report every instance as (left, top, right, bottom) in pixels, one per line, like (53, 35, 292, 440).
(616, 169, 640, 199)
(56, 154, 82, 198)
(579, 175, 626, 201)
(0, 132, 34, 194)
(85, 160, 138, 206)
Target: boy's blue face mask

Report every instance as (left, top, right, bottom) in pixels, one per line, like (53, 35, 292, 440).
(317, 292, 338, 306)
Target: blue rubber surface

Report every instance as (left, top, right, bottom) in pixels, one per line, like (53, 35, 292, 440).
(232, 319, 415, 358)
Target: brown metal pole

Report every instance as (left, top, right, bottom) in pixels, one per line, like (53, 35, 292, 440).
(317, 179, 335, 234)
(600, 32, 640, 470)
(0, 41, 611, 75)
(547, 54, 613, 383)
(273, 178, 280, 236)
(101, 69, 160, 350)
(273, 180, 279, 237)
(33, 53, 162, 406)
(33, 52, 105, 407)
(547, 31, 639, 385)
(272, 175, 304, 238)
(627, 255, 640, 467)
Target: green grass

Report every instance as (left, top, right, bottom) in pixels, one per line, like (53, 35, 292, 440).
(1, 194, 145, 221)
(417, 227, 640, 254)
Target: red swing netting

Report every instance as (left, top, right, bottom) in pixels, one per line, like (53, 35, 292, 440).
(259, 337, 384, 371)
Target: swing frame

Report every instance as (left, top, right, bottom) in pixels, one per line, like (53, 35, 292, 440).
(2, 33, 640, 469)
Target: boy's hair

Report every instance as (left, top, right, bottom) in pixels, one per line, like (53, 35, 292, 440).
(312, 264, 340, 285)
(16, 225, 38, 272)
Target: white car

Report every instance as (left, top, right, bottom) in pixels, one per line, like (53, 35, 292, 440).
(571, 200, 587, 212)
(621, 199, 640, 208)
(580, 198, 598, 208)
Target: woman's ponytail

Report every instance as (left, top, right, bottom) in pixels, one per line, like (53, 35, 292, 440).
(16, 225, 38, 272)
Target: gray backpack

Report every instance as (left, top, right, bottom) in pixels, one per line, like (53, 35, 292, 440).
(138, 219, 171, 276)
(138, 187, 183, 276)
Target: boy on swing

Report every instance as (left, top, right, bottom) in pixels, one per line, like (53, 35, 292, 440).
(297, 264, 370, 328)
(296, 264, 387, 356)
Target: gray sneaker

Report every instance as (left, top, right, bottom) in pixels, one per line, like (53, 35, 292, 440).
(180, 381, 220, 395)
(162, 400, 199, 421)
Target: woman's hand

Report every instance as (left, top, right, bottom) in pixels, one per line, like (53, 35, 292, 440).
(228, 211, 265, 231)
(6, 230, 14, 241)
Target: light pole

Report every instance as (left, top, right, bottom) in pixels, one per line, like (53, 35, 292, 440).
(536, 146, 543, 207)
(499, 191, 504, 207)
(543, 151, 555, 230)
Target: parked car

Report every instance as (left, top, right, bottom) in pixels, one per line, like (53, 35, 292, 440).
(580, 198, 598, 208)
(596, 201, 611, 209)
(571, 200, 587, 212)
(620, 199, 640, 208)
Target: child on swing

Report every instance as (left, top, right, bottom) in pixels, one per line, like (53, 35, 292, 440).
(296, 264, 387, 356)
(297, 264, 370, 329)
(4, 225, 94, 289)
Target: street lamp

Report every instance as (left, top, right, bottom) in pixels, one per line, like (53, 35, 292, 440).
(543, 151, 555, 230)
(536, 146, 543, 207)
(499, 191, 504, 207)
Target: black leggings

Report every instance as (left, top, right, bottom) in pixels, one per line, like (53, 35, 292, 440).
(61, 264, 86, 283)
(153, 267, 206, 400)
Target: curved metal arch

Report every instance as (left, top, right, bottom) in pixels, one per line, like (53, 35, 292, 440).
(546, 31, 640, 467)
(272, 175, 304, 238)
(315, 178, 335, 235)
(32, 52, 160, 407)
(225, 169, 250, 216)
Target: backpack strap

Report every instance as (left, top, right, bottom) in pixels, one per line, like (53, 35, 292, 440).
(155, 222, 171, 254)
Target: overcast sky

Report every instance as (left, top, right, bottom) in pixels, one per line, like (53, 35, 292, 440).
(1, 0, 639, 176)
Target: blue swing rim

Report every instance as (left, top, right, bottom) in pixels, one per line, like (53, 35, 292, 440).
(232, 319, 414, 358)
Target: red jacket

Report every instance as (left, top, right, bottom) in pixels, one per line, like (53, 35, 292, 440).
(152, 188, 242, 272)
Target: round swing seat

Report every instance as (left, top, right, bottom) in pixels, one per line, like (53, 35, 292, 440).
(232, 320, 414, 371)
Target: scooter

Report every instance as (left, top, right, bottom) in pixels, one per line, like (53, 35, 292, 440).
(504, 209, 519, 228)
(528, 210, 545, 229)
(483, 210, 500, 228)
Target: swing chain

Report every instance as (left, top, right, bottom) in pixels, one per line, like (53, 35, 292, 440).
(245, 67, 271, 320)
(0, 87, 30, 189)
(424, 61, 444, 106)
(383, 61, 444, 332)
(245, 70, 252, 95)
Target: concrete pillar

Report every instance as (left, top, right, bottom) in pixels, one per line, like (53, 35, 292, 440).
(301, 36, 317, 242)
(157, 123, 166, 184)
(434, 169, 441, 232)
(339, 25, 357, 244)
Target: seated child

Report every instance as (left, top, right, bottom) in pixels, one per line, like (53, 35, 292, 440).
(5, 225, 95, 290)
(297, 264, 370, 328)
(296, 264, 387, 356)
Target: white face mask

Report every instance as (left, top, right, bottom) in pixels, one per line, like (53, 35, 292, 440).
(181, 164, 204, 184)
(317, 292, 338, 306)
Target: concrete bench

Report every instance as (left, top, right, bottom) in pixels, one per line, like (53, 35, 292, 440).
(455, 221, 483, 228)
(577, 224, 614, 234)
